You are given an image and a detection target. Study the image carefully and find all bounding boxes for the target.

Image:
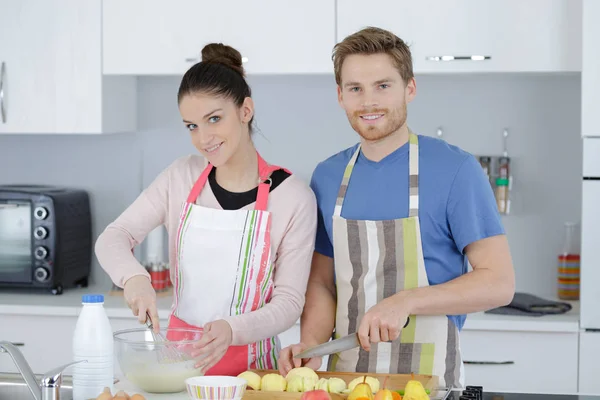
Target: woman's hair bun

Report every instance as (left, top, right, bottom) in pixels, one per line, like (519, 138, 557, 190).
(201, 43, 245, 76)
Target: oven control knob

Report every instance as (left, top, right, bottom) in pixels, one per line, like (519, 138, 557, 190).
(34, 226, 48, 240)
(34, 246, 48, 260)
(34, 206, 48, 220)
(34, 267, 49, 282)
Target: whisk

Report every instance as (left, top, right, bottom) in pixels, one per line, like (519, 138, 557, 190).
(145, 312, 188, 363)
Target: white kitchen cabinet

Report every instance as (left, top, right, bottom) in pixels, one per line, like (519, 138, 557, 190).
(0, 315, 77, 374)
(0, 0, 136, 134)
(0, 313, 168, 375)
(582, 0, 600, 136)
(337, 0, 582, 74)
(579, 332, 600, 394)
(102, 0, 336, 76)
(460, 329, 578, 394)
(581, 139, 600, 331)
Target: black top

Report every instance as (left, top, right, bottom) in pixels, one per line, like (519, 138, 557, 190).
(208, 167, 291, 210)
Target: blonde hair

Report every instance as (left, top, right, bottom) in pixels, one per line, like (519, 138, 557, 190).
(332, 26, 414, 86)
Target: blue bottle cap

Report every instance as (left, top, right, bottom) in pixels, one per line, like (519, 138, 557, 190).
(82, 294, 104, 303)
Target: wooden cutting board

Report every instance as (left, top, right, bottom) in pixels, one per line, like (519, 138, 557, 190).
(242, 370, 438, 400)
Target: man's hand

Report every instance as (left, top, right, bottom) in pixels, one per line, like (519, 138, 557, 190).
(357, 295, 411, 351)
(278, 343, 323, 376)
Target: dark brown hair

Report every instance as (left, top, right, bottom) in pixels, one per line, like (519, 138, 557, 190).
(177, 43, 253, 129)
(332, 27, 414, 86)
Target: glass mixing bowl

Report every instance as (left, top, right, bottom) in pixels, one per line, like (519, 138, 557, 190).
(113, 327, 204, 393)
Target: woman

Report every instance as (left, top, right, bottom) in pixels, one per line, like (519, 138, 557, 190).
(95, 43, 317, 376)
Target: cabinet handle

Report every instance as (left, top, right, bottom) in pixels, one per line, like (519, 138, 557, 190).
(463, 360, 514, 365)
(426, 56, 491, 62)
(0, 61, 5, 123)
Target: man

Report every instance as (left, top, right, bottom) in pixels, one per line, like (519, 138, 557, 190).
(278, 27, 515, 388)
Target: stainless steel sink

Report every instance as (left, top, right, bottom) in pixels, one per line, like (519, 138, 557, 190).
(0, 374, 73, 400)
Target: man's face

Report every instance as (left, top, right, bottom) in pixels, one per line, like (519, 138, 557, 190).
(337, 53, 416, 142)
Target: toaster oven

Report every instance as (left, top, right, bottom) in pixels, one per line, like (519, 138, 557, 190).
(0, 185, 92, 294)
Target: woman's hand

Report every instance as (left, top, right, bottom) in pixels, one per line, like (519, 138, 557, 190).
(192, 320, 233, 372)
(123, 275, 159, 332)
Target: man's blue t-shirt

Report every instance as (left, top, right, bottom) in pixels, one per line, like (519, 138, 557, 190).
(309, 134, 505, 330)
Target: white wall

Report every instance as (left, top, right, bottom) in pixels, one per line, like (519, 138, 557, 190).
(0, 73, 582, 299)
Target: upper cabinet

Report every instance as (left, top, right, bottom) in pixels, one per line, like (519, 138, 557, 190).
(337, 0, 582, 74)
(0, 0, 136, 134)
(102, 0, 336, 76)
(582, 0, 600, 136)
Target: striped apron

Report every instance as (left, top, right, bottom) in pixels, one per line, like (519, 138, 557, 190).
(328, 132, 463, 388)
(166, 152, 284, 376)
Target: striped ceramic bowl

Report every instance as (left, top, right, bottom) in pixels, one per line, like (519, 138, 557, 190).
(185, 376, 247, 400)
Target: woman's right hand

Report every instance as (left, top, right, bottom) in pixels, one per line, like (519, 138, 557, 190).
(123, 275, 159, 332)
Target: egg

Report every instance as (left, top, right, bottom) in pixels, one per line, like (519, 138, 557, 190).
(113, 390, 130, 400)
(130, 395, 146, 400)
(95, 387, 112, 400)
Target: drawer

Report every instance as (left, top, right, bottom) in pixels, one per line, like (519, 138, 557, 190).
(0, 315, 77, 374)
(460, 329, 578, 394)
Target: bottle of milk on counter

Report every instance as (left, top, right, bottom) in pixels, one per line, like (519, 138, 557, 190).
(72, 294, 114, 400)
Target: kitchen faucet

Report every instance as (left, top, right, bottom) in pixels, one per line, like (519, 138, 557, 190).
(0, 341, 84, 400)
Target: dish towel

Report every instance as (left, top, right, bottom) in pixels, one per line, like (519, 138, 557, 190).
(484, 292, 573, 316)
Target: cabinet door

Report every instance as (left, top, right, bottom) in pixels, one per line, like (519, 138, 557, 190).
(582, 0, 600, 136)
(579, 332, 600, 394)
(581, 140, 600, 330)
(337, 0, 581, 74)
(0, 0, 103, 133)
(0, 315, 77, 374)
(460, 329, 578, 393)
(103, 0, 336, 75)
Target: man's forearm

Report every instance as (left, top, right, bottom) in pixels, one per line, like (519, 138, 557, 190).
(400, 267, 514, 316)
(400, 235, 515, 316)
(396, 269, 514, 315)
(300, 282, 336, 346)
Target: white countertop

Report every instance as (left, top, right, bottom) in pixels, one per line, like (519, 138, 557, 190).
(0, 284, 581, 333)
(462, 301, 580, 333)
(0, 283, 174, 319)
(113, 379, 189, 400)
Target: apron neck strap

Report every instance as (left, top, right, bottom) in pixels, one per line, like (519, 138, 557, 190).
(407, 132, 419, 217)
(187, 152, 287, 211)
(255, 153, 280, 211)
(333, 131, 419, 217)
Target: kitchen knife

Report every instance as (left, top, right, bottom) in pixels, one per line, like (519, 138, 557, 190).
(294, 317, 410, 359)
(293, 332, 360, 359)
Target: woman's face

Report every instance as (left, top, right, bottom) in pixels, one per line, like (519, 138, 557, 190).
(179, 93, 253, 167)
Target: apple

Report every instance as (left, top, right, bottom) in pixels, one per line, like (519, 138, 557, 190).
(300, 389, 332, 400)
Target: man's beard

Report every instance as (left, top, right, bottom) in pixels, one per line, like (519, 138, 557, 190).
(348, 103, 407, 142)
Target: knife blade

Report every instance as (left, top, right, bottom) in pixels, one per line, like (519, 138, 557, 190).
(293, 333, 360, 359)
(294, 317, 410, 359)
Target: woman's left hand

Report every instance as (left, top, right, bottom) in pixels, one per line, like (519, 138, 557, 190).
(192, 319, 233, 372)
